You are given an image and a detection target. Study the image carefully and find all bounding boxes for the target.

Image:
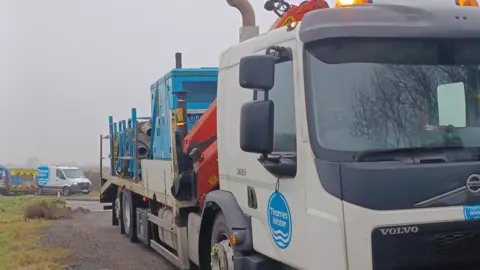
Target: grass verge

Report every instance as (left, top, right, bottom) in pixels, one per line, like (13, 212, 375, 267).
(0, 196, 71, 270)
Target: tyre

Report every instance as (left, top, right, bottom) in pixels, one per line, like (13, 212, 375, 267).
(82, 191, 90, 195)
(210, 211, 234, 270)
(62, 186, 71, 196)
(116, 189, 125, 234)
(122, 190, 138, 242)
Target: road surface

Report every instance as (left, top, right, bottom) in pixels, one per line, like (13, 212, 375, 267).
(66, 199, 108, 212)
(42, 199, 176, 270)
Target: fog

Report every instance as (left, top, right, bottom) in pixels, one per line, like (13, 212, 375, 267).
(1, 0, 305, 166)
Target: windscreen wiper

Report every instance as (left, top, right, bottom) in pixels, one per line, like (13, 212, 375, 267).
(353, 145, 469, 162)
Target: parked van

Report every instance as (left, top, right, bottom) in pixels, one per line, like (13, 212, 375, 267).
(37, 166, 92, 196)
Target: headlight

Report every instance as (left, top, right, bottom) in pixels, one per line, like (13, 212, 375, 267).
(72, 182, 78, 185)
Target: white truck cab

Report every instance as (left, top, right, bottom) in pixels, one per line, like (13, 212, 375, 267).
(217, 3, 480, 269)
(37, 166, 92, 196)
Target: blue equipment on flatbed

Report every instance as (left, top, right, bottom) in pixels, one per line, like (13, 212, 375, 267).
(102, 53, 218, 182)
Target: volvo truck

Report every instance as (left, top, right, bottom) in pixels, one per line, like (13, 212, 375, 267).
(99, 0, 480, 269)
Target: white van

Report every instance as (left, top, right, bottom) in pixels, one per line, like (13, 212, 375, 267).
(37, 166, 92, 196)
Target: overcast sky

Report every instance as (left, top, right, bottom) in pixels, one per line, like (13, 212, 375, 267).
(1, 0, 447, 166)
(0, 0, 297, 165)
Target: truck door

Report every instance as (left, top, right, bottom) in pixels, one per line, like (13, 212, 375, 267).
(238, 39, 307, 268)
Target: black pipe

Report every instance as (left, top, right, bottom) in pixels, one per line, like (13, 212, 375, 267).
(175, 52, 182, 69)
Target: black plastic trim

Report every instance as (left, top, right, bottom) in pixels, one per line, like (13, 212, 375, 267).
(202, 190, 253, 252)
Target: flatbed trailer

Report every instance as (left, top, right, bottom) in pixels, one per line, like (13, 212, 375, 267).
(99, 60, 218, 269)
(0, 167, 38, 195)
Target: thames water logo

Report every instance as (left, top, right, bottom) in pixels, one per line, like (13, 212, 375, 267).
(267, 192, 292, 249)
(464, 205, 480, 220)
(37, 166, 50, 187)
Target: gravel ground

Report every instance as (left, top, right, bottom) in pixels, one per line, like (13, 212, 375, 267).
(42, 201, 176, 270)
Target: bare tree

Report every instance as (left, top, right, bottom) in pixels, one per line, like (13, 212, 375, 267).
(351, 65, 469, 148)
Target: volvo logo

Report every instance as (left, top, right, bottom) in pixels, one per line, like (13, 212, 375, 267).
(466, 174, 480, 194)
(380, 226, 419, 236)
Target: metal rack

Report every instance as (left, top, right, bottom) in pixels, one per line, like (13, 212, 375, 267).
(100, 108, 151, 182)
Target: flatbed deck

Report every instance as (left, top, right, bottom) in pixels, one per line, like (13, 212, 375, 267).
(100, 173, 197, 209)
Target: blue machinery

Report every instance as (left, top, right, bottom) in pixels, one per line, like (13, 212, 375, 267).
(101, 53, 218, 181)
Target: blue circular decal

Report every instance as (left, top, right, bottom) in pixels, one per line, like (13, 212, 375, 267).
(37, 166, 50, 187)
(464, 205, 480, 220)
(0, 166, 6, 181)
(267, 192, 292, 249)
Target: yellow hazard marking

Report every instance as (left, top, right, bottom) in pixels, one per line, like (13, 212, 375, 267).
(282, 16, 296, 26)
(10, 169, 38, 176)
(177, 108, 185, 122)
(208, 175, 218, 185)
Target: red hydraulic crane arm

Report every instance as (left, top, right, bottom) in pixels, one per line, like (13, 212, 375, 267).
(268, 0, 330, 30)
(182, 100, 218, 208)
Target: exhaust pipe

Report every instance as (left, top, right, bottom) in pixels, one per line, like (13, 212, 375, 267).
(175, 52, 182, 69)
(226, 0, 256, 26)
(226, 0, 260, 41)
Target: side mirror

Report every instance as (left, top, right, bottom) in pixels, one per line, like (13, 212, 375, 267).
(240, 100, 274, 154)
(239, 55, 275, 91)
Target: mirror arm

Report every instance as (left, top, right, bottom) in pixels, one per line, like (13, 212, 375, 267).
(266, 46, 292, 63)
(259, 154, 297, 178)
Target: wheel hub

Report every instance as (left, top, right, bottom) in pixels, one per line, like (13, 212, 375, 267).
(115, 197, 121, 220)
(210, 239, 234, 270)
(123, 197, 131, 230)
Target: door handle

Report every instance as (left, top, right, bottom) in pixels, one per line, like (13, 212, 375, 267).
(247, 186, 257, 209)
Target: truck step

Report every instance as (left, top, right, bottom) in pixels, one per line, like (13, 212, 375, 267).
(150, 240, 189, 269)
(147, 213, 175, 232)
(147, 212, 190, 269)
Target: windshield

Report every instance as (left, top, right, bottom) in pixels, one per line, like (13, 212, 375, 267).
(305, 38, 480, 159)
(63, 169, 85, 179)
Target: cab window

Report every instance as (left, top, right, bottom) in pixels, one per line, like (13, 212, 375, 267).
(56, 169, 65, 180)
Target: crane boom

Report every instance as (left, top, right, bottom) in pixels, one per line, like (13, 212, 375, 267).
(267, 0, 330, 29)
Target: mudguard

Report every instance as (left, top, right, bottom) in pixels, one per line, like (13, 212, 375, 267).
(202, 190, 253, 252)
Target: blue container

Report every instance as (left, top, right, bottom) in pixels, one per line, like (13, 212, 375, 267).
(11, 175, 21, 185)
(150, 67, 218, 160)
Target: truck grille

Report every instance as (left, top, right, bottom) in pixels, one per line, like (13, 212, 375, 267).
(372, 220, 480, 270)
(77, 182, 90, 189)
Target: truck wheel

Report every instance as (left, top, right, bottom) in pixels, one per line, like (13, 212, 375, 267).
(210, 211, 234, 270)
(116, 189, 125, 234)
(122, 190, 138, 242)
(62, 187, 71, 196)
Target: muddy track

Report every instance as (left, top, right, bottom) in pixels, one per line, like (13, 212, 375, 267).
(42, 210, 176, 270)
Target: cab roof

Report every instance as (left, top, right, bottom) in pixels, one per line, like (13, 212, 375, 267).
(299, 4, 480, 43)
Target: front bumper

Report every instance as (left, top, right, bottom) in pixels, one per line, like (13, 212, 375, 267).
(70, 183, 92, 193)
(344, 202, 480, 270)
(373, 220, 480, 270)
